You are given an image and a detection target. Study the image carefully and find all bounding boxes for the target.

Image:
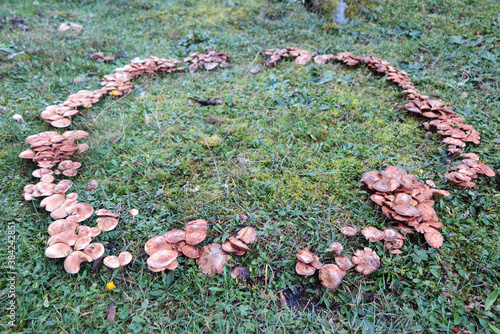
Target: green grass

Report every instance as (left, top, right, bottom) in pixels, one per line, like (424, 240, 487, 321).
(1, 0, 499, 332)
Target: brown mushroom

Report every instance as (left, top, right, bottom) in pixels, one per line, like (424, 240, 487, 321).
(335, 255, 354, 271)
(340, 226, 358, 237)
(164, 229, 186, 243)
(181, 244, 201, 259)
(147, 250, 178, 269)
(221, 241, 238, 253)
(196, 243, 228, 275)
(40, 194, 65, 212)
(424, 227, 443, 249)
(144, 236, 172, 255)
(230, 266, 250, 279)
(295, 261, 316, 276)
(74, 236, 92, 250)
(185, 219, 208, 232)
(352, 247, 380, 275)
(318, 264, 346, 290)
(236, 227, 257, 244)
(228, 236, 251, 252)
(329, 242, 344, 256)
(296, 249, 315, 264)
(83, 243, 105, 260)
(47, 231, 79, 246)
(48, 219, 78, 236)
(361, 227, 386, 243)
(64, 251, 92, 274)
(66, 203, 94, 222)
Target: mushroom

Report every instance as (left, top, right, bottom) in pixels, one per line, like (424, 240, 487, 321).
(295, 261, 316, 276)
(64, 251, 92, 274)
(196, 243, 228, 275)
(83, 243, 105, 260)
(129, 208, 139, 217)
(45, 243, 73, 258)
(352, 247, 380, 275)
(66, 203, 94, 222)
(96, 217, 119, 231)
(335, 255, 354, 271)
(185, 230, 207, 245)
(230, 266, 250, 279)
(185, 219, 208, 232)
(329, 242, 344, 256)
(47, 231, 79, 246)
(118, 251, 133, 266)
(361, 227, 386, 243)
(236, 227, 257, 244)
(147, 250, 178, 269)
(164, 229, 186, 243)
(103, 255, 121, 269)
(181, 244, 201, 259)
(296, 249, 315, 264)
(40, 194, 65, 212)
(318, 264, 346, 290)
(340, 226, 358, 237)
(74, 236, 92, 250)
(48, 219, 78, 236)
(228, 236, 251, 252)
(144, 236, 172, 256)
(424, 227, 443, 249)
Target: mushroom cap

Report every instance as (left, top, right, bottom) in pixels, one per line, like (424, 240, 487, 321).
(45, 243, 73, 258)
(47, 231, 79, 246)
(352, 247, 380, 275)
(393, 204, 422, 217)
(48, 219, 78, 236)
(118, 251, 133, 266)
(95, 209, 119, 217)
(148, 264, 168, 272)
(185, 230, 207, 245)
(97, 217, 119, 231)
(424, 227, 443, 249)
(103, 255, 121, 269)
(172, 241, 186, 256)
(144, 235, 172, 256)
(340, 226, 358, 237)
(383, 228, 400, 242)
(164, 229, 186, 243)
(228, 236, 251, 252)
(147, 250, 178, 269)
(83, 243, 105, 260)
(221, 241, 238, 253)
(129, 208, 139, 217)
(196, 243, 228, 275)
(296, 249, 315, 264)
(329, 242, 344, 256)
(318, 264, 346, 290)
(66, 203, 94, 222)
(53, 180, 73, 194)
(230, 266, 250, 279)
(310, 255, 323, 270)
(181, 244, 201, 259)
(184, 219, 208, 233)
(335, 255, 354, 271)
(40, 194, 65, 212)
(76, 225, 92, 237)
(236, 227, 257, 244)
(165, 259, 179, 271)
(295, 261, 316, 276)
(90, 227, 101, 237)
(64, 251, 92, 274)
(361, 227, 386, 242)
(74, 236, 92, 250)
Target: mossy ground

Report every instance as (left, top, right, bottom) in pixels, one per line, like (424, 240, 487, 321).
(1, 0, 499, 332)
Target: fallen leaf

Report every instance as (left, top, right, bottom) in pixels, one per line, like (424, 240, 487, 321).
(106, 302, 116, 322)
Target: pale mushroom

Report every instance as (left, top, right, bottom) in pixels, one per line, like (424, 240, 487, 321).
(361, 227, 386, 242)
(103, 255, 121, 269)
(352, 247, 380, 275)
(318, 264, 346, 290)
(118, 251, 133, 266)
(329, 242, 344, 256)
(196, 243, 228, 275)
(296, 249, 315, 264)
(147, 250, 178, 269)
(45, 243, 73, 258)
(340, 226, 358, 237)
(164, 229, 186, 243)
(64, 251, 92, 274)
(236, 227, 257, 244)
(97, 217, 119, 231)
(144, 236, 173, 255)
(295, 262, 316, 276)
(83, 243, 105, 260)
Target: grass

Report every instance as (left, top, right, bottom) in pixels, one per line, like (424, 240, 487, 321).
(1, 0, 499, 332)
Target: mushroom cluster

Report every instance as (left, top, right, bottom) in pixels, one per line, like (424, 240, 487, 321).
(90, 52, 117, 62)
(19, 130, 89, 168)
(295, 243, 380, 290)
(103, 251, 133, 269)
(183, 50, 231, 72)
(445, 153, 495, 187)
(221, 227, 257, 256)
(145, 219, 208, 273)
(361, 165, 450, 249)
(40, 90, 106, 128)
(266, 48, 495, 187)
(264, 47, 313, 67)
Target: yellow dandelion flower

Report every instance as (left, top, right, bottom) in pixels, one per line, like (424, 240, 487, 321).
(106, 281, 116, 291)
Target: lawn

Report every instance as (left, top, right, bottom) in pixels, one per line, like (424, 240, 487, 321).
(1, 0, 499, 332)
